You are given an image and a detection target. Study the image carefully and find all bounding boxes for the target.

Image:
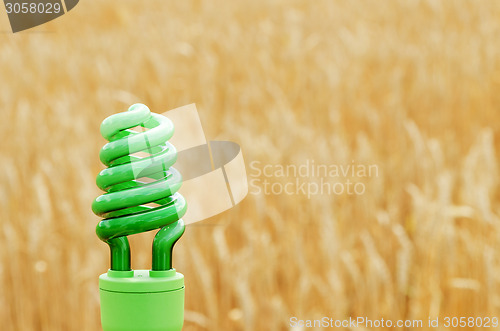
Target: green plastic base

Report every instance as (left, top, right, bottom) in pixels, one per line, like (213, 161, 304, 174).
(99, 269, 184, 331)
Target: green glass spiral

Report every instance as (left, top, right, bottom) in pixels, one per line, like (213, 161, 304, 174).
(92, 104, 187, 272)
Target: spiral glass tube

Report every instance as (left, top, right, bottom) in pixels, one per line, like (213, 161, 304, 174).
(92, 103, 187, 271)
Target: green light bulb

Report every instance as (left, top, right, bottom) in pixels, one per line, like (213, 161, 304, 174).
(92, 103, 187, 331)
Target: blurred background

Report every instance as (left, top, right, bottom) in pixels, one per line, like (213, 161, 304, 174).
(1, 0, 500, 330)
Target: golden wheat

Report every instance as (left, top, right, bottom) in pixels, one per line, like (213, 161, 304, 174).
(1, 0, 500, 330)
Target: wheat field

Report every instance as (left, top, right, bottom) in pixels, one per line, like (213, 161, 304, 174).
(1, 0, 500, 330)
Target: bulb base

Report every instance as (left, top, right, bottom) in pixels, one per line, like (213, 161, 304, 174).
(99, 269, 184, 331)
